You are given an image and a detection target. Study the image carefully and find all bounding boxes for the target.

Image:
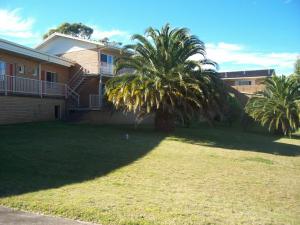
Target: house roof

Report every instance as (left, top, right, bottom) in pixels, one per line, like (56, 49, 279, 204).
(218, 69, 275, 79)
(35, 32, 123, 52)
(0, 38, 74, 67)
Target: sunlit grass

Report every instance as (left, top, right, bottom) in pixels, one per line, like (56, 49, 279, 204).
(0, 122, 299, 225)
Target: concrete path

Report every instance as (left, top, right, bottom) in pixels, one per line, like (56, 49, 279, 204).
(0, 206, 99, 225)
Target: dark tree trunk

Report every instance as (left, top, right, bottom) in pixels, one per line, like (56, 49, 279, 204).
(154, 110, 175, 132)
(273, 123, 284, 136)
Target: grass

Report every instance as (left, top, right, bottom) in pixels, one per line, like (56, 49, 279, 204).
(0, 122, 299, 225)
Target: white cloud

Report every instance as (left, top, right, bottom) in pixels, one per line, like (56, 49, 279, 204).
(90, 25, 130, 43)
(192, 42, 299, 74)
(0, 8, 37, 38)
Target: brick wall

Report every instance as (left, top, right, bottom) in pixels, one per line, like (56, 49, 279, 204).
(0, 96, 66, 124)
(0, 51, 70, 83)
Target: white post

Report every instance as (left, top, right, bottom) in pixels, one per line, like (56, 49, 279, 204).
(38, 64, 42, 98)
(99, 74, 103, 108)
(65, 84, 68, 99)
(4, 75, 7, 96)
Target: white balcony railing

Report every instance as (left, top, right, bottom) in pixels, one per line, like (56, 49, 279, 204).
(0, 74, 68, 98)
(100, 66, 135, 76)
(100, 64, 114, 75)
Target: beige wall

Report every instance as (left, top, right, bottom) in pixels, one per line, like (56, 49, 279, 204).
(223, 77, 266, 94)
(61, 49, 99, 74)
(61, 48, 125, 75)
(0, 51, 71, 84)
(0, 96, 66, 124)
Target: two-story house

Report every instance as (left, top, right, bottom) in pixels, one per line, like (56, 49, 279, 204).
(0, 33, 128, 124)
(0, 33, 275, 125)
(36, 33, 128, 110)
(218, 69, 275, 95)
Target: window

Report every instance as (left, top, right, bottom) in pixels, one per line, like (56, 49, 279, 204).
(46, 71, 58, 88)
(46, 71, 58, 82)
(100, 53, 114, 74)
(100, 54, 113, 64)
(18, 64, 25, 74)
(235, 80, 252, 86)
(0, 61, 5, 81)
(33, 66, 39, 76)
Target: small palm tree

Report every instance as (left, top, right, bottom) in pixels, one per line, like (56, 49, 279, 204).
(106, 24, 225, 132)
(245, 75, 300, 136)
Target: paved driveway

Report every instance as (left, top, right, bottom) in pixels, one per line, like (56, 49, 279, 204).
(0, 206, 99, 225)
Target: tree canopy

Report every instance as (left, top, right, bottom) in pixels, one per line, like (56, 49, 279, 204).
(245, 75, 300, 136)
(43, 23, 93, 39)
(294, 58, 300, 76)
(106, 24, 227, 132)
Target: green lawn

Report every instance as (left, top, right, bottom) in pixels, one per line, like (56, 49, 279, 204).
(0, 122, 299, 225)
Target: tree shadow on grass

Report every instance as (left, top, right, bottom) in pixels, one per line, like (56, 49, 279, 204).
(170, 124, 300, 157)
(0, 122, 298, 198)
(0, 122, 165, 198)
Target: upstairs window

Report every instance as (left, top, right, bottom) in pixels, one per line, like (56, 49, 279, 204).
(100, 53, 114, 74)
(100, 54, 113, 65)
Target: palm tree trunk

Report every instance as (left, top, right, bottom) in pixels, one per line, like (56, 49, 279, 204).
(154, 110, 175, 132)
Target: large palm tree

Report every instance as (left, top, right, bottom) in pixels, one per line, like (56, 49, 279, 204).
(245, 75, 300, 136)
(106, 24, 225, 131)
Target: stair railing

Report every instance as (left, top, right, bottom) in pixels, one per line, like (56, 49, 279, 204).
(68, 66, 84, 88)
(67, 86, 80, 107)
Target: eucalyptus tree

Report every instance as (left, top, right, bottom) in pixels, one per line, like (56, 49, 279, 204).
(43, 23, 93, 39)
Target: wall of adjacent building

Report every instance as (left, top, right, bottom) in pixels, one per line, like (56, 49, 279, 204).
(222, 77, 266, 94)
(0, 96, 66, 124)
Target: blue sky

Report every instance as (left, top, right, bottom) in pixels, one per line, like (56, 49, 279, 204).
(0, 0, 299, 74)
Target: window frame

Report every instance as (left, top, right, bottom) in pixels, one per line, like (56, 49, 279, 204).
(0, 60, 5, 81)
(46, 71, 58, 83)
(33, 65, 39, 77)
(18, 64, 25, 74)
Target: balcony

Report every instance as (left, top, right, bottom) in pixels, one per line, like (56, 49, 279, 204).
(100, 64, 114, 76)
(100, 65, 135, 77)
(231, 84, 265, 94)
(0, 74, 68, 98)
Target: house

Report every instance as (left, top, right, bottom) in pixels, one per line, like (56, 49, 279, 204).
(0, 33, 274, 125)
(36, 33, 130, 109)
(0, 33, 130, 124)
(219, 69, 275, 95)
(0, 38, 75, 124)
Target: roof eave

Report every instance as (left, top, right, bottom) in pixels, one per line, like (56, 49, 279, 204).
(0, 38, 74, 67)
(35, 32, 124, 52)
